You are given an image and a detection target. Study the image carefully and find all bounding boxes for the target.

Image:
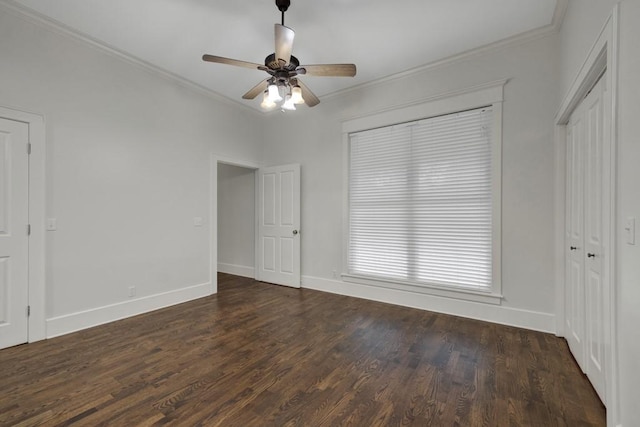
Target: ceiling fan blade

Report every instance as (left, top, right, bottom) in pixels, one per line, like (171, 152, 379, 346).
(242, 79, 269, 100)
(297, 64, 356, 77)
(275, 24, 295, 65)
(202, 54, 263, 70)
(297, 80, 320, 107)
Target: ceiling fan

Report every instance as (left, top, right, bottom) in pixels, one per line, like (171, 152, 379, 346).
(202, 0, 356, 110)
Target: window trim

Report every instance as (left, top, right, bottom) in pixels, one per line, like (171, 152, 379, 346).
(342, 80, 506, 304)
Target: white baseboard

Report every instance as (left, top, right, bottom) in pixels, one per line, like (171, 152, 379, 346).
(46, 282, 211, 339)
(301, 275, 555, 333)
(217, 262, 255, 278)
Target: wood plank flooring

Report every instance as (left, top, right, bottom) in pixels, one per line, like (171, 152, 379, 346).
(1, 273, 605, 426)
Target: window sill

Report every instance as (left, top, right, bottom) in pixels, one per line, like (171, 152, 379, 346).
(341, 273, 503, 305)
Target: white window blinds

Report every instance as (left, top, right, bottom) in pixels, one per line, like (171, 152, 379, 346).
(348, 107, 494, 292)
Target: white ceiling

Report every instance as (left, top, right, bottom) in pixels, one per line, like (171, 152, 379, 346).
(6, 0, 560, 111)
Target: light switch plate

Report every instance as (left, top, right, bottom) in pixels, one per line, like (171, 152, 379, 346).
(625, 217, 635, 245)
(193, 217, 203, 227)
(46, 218, 57, 231)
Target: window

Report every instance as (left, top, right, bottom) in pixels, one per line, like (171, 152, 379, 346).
(342, 82, 504, 303)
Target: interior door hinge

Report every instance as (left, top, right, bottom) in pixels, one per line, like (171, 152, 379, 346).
(27, 305, 31, 317)
(27, 224, 31, 236)
(27, 143, 32, 155)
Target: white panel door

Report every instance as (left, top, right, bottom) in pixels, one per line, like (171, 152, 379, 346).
(565, 101, 585, 369)
(564, 74, 608, 404)
(0, 118, 29, 349)
(583, 75, 607, 402)
(258, 164, 300, 288)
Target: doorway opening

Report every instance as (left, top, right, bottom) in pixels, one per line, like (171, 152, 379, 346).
(217, 163, 257, 280)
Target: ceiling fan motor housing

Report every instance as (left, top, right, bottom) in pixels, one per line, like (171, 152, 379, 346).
(264, 53, 299, 71)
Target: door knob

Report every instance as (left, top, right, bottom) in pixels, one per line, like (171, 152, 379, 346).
(570, 246, 577, 250)
(292, 230, 298, 235)
(587, 253, 596, 258)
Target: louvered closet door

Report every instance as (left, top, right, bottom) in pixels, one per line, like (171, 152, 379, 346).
(564, 74, 607, 404)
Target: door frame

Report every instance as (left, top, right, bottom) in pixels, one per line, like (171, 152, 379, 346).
(211, 154, 261, 293)
(554, 5, 619, 425)
(0, 105, 46, 343)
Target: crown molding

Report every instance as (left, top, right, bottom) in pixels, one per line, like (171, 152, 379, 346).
(0, 0, 567, 113)
(323, 0, 568, 102)
(0, 0, 263, 116)
(552, 0, 569, 30)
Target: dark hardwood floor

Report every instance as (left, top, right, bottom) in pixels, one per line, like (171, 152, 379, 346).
(1, 273, 605, 426)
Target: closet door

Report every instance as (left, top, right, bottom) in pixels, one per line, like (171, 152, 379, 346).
(565, 100, 585, 369)
(583, 76, 606, 402)
(564, 74, 607, 404)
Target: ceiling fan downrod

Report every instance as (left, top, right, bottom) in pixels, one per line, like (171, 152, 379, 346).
(275, 0, 290, 26)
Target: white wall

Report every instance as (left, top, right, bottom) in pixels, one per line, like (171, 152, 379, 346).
(559, 1, 640, 425)
(0, 7, 262, 334)
(262, 33, 560, 331)
(558, 0, 617, 97)
(616, 4, 640, 424)
(217, 163, 255, 277)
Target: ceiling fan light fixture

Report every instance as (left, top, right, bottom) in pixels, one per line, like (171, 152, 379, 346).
(260, 90, 277, 109)
(267, 83, 283, 102)
(282, 94, 296, 110)
(291, 85, 305, 104)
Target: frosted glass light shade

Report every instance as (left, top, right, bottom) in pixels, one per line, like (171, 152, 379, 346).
(260, 90, 276, 109)
(291, 85, 305, 104)
(282, 94, 296, 110)
(267, 83, 282, 102)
